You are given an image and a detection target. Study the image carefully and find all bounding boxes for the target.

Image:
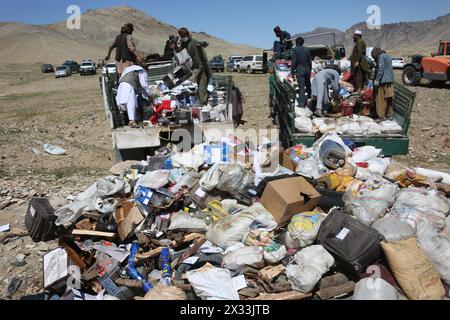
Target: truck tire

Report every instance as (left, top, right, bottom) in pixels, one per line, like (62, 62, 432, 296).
(402, 66, 421, 86)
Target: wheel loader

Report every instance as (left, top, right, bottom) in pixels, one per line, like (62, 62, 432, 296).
(402, 40, 450, 87)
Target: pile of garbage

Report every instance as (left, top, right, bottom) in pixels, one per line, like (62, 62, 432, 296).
(145, 79, 229, 127)
(23, 132, 450, 300)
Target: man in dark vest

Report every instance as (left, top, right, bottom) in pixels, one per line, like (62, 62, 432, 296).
(178, 27, 211, 106)
(106, 23, 140, 75)
(291, 37, 312, 107)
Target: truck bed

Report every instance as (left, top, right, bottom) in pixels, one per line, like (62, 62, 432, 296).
(274, 80, 416, 156)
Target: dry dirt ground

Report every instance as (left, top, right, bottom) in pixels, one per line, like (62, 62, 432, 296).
(0, 64, 449, 299)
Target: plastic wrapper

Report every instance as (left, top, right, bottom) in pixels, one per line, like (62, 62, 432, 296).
(222, 246, 265, 271)
(353, 278, 398, 300)
(200, 164, 254, 195)
(416, 222, 450, 285)
(55, 176, 130, 227)
(344, 183, 399, 226)
(288, 211, 324, 248)
(372, 216, 416, 242)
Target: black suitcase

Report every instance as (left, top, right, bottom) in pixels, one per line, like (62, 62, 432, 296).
(316, 209, 383, 275)
(25, 198, 58, 243)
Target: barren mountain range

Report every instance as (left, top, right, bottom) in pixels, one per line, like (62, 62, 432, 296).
(0, 6, 449, 64)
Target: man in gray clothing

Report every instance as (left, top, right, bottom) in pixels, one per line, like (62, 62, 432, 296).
(312, 67, 341, 117)
(291, 37, 312, 107)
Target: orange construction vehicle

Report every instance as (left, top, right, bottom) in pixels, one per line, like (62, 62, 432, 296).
(402, 40, 450, 87)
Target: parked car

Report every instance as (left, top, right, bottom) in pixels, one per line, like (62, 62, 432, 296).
(55, 65, 72, 78)
(41, 64, 54, 73)
(209, 56, 225, 72)
(392, 57, 406, 69)
(63, 60, 80, 73)
(226, 56, 243, 72)
(102, 63, 117, 75)
(238, 55, 264, 74)
(80, 62, 97, 76)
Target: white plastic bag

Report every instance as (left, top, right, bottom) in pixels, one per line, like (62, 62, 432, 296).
(351, 146, 382, 163)
(278, 231, 300, 250)
(187, 267, 240, 300)
(288, 211, 324, 248)
(55, 176, 130, 227)
(295, 107, 313, 118)
(263, 242, 287, 264)
(390, 188, 449, 230)
(168, 212, 208, 231)
(199, 164, 221, 192)
(415, 167, 450, 185)
(372, 216, 416, 242)
(206, 203, 277, 249)
(379, 120, 403, 134)
(417, 222, 450, 285)
(353, 278, 398, 300)
(344, 183, 399, 226)
(222, 246, 265, 271)
(295, 117, 313, 133)
(287, 245, 335, 293)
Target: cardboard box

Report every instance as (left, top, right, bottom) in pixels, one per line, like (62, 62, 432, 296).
(280, 149, 297, 172)
(114, 201, 144, 241)
(260, 177, 321, 227)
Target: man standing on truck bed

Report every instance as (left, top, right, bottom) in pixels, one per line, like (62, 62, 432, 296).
(350, 30, 370, 93)
(291, 37, 312, 108)
(371, 47, 395, 122)
(105, 23, 142, 76)
(273, 26, 293, 60)
(178, 28, 211, 107)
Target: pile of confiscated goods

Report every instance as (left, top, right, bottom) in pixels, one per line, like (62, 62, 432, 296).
(275, 57, 400, 136)
(143, 79, 229, 127)
(23, 132, 450, 300)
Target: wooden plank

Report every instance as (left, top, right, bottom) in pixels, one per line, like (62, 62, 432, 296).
(175, 237, 207, 268)
(136, 233, 204, 260)
(260, 265, 286, 282)
(249, 291, 312, 301)
(72, 230, 117, 238)
(316, 281, 356, 300)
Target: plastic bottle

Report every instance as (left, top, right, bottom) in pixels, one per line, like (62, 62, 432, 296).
(126, 242, 153, 293)
(160, 247, 172, 286)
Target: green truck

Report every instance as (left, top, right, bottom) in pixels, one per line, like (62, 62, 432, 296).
(272, 79, 416, 156)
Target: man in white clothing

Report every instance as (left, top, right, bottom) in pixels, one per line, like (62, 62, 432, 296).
(116, 65, 149, 127)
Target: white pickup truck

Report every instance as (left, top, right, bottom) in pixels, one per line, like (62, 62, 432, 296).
(100, 62, 235, 162)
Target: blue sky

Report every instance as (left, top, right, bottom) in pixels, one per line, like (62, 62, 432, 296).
(1, 0, 449, 47)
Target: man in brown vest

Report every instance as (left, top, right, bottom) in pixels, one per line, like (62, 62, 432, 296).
(106, 23, 142, 75)
(350, 30, 370, 92)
